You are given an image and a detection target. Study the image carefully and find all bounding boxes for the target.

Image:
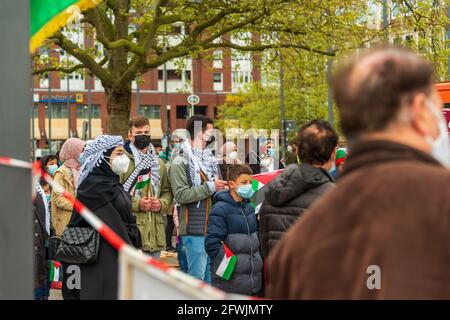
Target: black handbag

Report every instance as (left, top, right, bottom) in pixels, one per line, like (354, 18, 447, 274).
(56, 226, 100, 264)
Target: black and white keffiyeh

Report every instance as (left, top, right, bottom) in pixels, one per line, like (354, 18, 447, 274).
(77, 135, 124, 189)
(123, 142, 161, 195)
(35, 182, 51, 234)
(181, 140, 218, 188)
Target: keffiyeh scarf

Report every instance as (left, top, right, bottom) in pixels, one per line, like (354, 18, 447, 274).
(181, 140, 218, 188)
(77, 135, 124, 189)
(123, 142, 161, 195)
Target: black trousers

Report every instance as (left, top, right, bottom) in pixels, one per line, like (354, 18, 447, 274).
(165, 215, 175, 248)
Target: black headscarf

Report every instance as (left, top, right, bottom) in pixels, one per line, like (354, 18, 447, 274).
(75, 147, 122, 212)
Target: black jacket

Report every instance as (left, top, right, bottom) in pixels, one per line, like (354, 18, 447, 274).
(205, 191, 263, 295)
(258, 163, 334, 258)
(33, 195, 50, 290)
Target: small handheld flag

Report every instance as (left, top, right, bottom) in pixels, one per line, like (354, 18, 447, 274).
(215, 243, 237, 281)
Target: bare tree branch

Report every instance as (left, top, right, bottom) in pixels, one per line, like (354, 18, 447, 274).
(51, 31, 112, 84)
(33, 56, 108, 75)
(204, 41, 336, 57)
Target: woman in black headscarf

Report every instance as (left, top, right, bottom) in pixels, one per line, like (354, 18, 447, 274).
(66, 135, 142, 300)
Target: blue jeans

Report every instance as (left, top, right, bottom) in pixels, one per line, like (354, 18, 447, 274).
(177, 237, 188, 273)
(182, 236, 211, 283)
(34, 282, 50, 300)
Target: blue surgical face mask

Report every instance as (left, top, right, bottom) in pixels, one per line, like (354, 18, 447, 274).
(267, 148, 275, 157)
(47, 164, 58, 176)
(329, 162, 336, 174)
(79, 154, 85, 166)
(173, 143, 181, 149)
(237, 184, 255, 199)
(45, 194, 51, 203)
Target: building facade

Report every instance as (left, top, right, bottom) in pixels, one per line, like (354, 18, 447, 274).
(32, 30, 260, 151)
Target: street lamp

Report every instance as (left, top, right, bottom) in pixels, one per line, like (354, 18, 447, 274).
(47, 47, 53, 154)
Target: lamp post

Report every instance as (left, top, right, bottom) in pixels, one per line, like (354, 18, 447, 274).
(327, 48, 334, 127)
(279, 50, 286, 162)
(48, 48, 53, 154)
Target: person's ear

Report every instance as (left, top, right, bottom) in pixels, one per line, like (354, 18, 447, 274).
(228, 181, 236, 190)
(330, 148, 337, 164)
(411, 93, 438, 139)
(128, 130, 134, 142)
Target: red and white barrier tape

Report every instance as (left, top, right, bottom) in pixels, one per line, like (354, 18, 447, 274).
(1, 156, 247, 299)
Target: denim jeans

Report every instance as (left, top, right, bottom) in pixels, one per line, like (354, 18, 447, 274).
(182, 236, 210, 283)
(177, 236, 188, 273)
(34, 282, 50, 300)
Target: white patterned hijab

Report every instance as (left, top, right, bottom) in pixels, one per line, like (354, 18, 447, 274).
(77, 135, 124, 189)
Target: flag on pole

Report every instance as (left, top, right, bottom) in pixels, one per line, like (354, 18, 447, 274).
(135, 173, 151, 190)
(250, 169, 283, 211)
(215, 243, 237, 281)
(30, 0, 102, 52)
(49, 260, 62, 289)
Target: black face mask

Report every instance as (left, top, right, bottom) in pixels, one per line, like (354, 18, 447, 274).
(204, 134, 215, 144)
(134, 135, 151, 150)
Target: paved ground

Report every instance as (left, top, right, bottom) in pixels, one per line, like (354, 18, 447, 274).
(50, 249, 180, 300)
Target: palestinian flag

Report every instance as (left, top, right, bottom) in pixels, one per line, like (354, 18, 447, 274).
(49, 260, 62, 289)
(30, 0, 102, 52)
(135, 173, 150, 190)
(215, 243, 237, 281)
(250, 169, 283, 212)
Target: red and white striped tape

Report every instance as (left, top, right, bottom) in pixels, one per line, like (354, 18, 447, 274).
(0, 156, 249, 299)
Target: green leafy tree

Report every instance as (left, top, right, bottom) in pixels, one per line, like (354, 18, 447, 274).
(216, 0, 449, 138)
(33, 0, 349, 136)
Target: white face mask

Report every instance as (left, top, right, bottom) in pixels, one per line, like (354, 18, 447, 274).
(228, 151, 238, 161)
(425, 100, 450, 168)
(109, 154, 130, 174)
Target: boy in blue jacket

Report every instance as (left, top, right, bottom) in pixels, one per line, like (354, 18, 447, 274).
(205, 164, 263, 295)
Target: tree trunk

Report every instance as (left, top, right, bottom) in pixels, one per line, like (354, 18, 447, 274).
(105, 85, 132, 138)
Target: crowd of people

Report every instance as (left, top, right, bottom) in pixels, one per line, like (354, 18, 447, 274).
(32, 46, 450, 300)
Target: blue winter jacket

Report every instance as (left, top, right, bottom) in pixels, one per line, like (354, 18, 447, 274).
(205, 190, 263, 295)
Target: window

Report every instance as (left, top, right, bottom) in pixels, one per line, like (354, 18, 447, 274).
(158, 69, 182, 80)
(213, 73, 223, 83)
(194, 106, 208, 116)
(176, 105, 188, 119)
(139, 105, 160, 119)
(404, 34, 415, 47)
(213, 50, 223, 69)
(232, 71, 238, 83)
(77, 105, 100, 119)
(445, 103, 450, 109)
(185, 70, 191, 81)
(46, 104, 69, 119)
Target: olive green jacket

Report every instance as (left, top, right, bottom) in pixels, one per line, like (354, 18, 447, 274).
(169, 154, 214, 236)
(120, 151, 173, 252)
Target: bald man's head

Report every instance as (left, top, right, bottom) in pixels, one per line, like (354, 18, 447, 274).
(334, 47, 435, 140)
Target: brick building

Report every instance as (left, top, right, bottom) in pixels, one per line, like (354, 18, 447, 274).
(32, 31, 260, 151)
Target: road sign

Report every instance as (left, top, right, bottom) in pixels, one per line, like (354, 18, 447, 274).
(284, 120, 297, 132)
(76, 93, 83, 103)
(187, 94, 200, 105)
